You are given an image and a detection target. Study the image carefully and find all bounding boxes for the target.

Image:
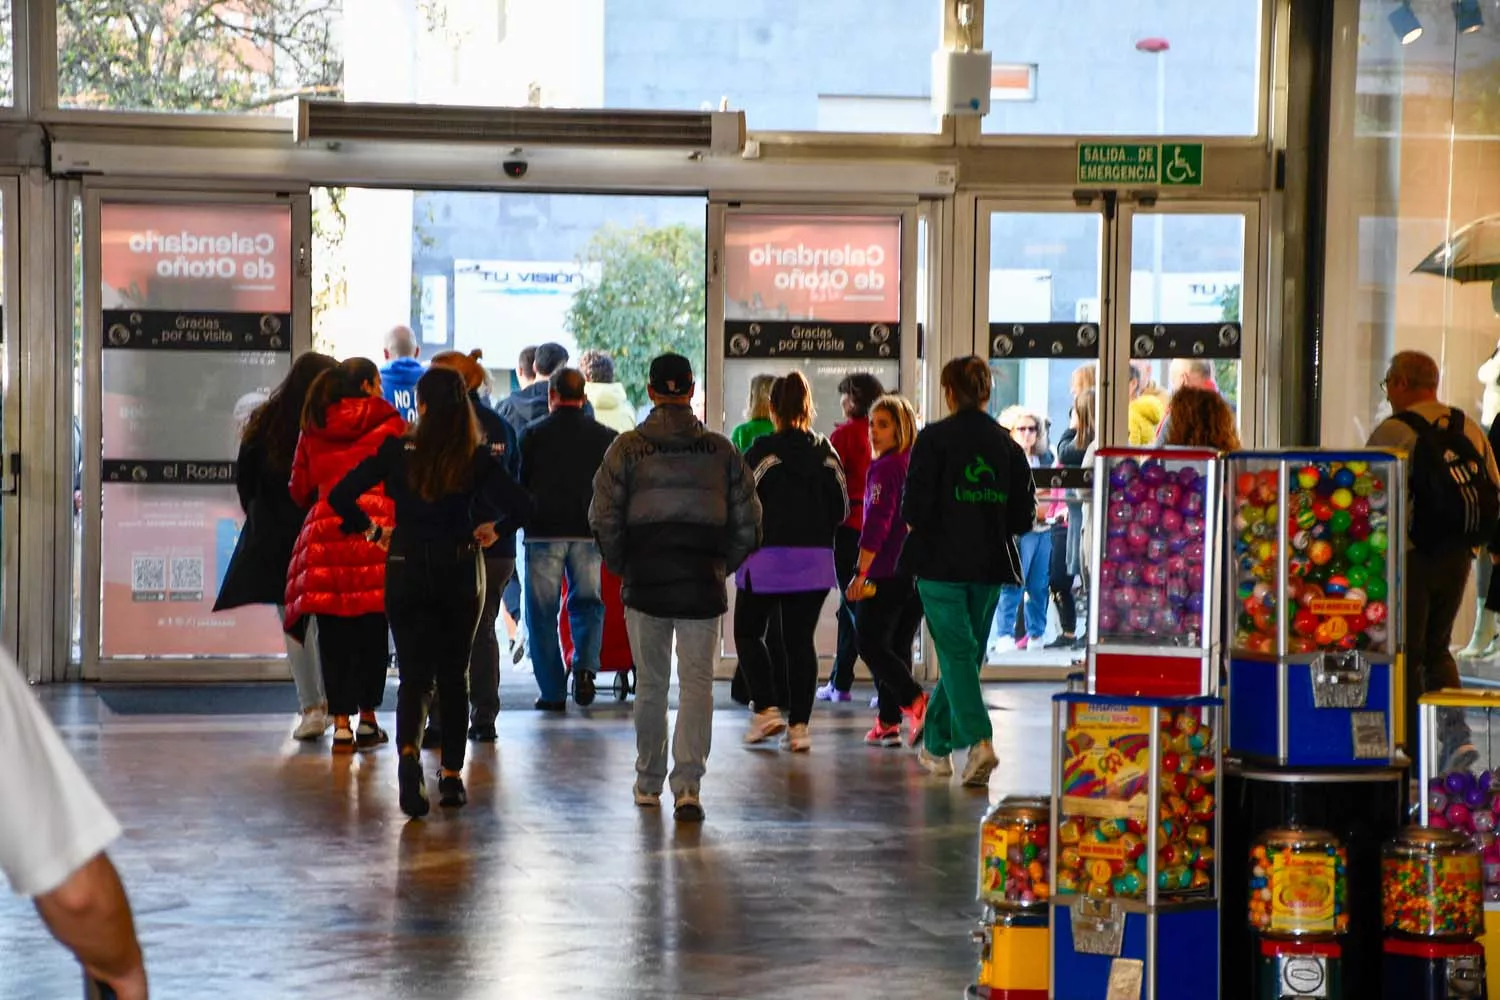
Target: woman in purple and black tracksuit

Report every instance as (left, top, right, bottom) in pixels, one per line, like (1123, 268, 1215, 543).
(847, 394, 929, 749)
(735, 371, 848, 753)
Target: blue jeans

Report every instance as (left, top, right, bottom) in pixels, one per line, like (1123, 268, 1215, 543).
(996, 529, 1052, 643)
(524, 539, 606, 702)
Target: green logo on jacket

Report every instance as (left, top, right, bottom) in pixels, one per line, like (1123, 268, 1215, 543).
(956, 454, 1006, 504)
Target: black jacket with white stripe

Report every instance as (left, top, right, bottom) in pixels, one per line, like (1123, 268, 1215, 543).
(743, 428, 848, 551)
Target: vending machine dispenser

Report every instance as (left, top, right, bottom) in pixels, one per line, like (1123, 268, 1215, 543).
(1223, 450, 1403, 767)
(1088, 448, 1224, 698)
(1049, 693, 1221, 999)
(969, 796, 1050, 999)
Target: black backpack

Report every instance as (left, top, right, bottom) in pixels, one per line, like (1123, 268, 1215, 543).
(1395, 409, 1500, 552)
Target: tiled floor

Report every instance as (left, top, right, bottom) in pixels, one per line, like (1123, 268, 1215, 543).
(2, 678, 1057, 1000)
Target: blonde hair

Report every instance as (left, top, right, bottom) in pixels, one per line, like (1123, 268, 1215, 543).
(745, 374, 775, 421)
(999, 404, 1049, 458)
(1070, 363, 1097, 398)
(870, 394, 918, 456)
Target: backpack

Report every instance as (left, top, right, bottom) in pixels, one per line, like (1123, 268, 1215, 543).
(1395, 408, 1500, 552)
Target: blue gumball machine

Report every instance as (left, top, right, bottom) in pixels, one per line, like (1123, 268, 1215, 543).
(1223, 450, 1403, 767)
(1049, 693, 1222, 999)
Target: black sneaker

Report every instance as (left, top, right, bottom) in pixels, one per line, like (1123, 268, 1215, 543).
(468, 722, 498, 743)
(573, 670, 597, 707)
(438, 775, 468, 808)
(1044, 635, 1077, 650)
(1073, 634, 1089, 650)
(420, 727, 442, 750)
(355, 722, 388, 752)
(534, 698, 567, 713)
(398, 755, 430, 818)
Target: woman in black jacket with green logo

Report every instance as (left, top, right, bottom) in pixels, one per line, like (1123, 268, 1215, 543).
(900, 357, 1036, 787)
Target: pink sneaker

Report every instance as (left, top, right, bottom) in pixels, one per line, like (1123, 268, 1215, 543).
(1016, 636, 1030, 651)
(864, 720, 902, 747)
(903, 691, 930, 748)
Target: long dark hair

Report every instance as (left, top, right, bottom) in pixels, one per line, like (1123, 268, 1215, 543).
(243, 352, 337, 469)
(302, 357, 380, 430)
(406, 367, 480, 502)
(770, 371, 814, 430)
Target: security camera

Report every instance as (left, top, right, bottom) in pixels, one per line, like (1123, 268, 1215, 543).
(502, 160, 528, 179)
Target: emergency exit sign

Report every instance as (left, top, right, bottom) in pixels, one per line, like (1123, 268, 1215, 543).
(1077, 142, 1204, 187)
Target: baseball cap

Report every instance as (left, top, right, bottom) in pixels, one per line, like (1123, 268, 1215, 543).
(649, 354, 695, 397)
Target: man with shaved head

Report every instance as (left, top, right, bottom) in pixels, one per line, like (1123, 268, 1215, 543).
(380, 324, 424, 424)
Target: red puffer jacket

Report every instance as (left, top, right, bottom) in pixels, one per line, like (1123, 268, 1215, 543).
(283, 396, 406, 634)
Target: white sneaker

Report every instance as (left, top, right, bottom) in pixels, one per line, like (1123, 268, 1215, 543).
(917, 745, 953, 777)
(744, 708, 787, 745)
(962, 741, 1000, 787)
(991, 636, 1017, 656)
(292, 708, 328, 741)
(783, 723, 811, 753)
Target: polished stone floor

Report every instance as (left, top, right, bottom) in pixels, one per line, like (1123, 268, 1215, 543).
(3, 677, 1056, 1000)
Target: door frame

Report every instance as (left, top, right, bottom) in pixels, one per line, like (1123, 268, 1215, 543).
(0, 174, 21, 663)
(80, 183, 312, 682)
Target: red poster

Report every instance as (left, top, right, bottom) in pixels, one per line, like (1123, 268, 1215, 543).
(724, 215, 901, 322)
(99, 202, 292, 660)
(100, 203, 292, 313)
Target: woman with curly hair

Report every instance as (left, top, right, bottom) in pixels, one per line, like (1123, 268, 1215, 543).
(1161, 386, 1240, 451)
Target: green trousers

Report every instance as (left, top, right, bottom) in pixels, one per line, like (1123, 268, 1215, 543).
(916, 579, 1000, 755)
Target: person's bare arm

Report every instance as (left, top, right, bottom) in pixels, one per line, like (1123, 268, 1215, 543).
(34, 852, 147, 1000)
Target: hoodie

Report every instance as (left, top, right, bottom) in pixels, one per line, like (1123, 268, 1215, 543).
(283, 396, 406, 634)
(583, 381, 638, 434)
(735, 429, 847, 594)
(380, 357, 425, 424)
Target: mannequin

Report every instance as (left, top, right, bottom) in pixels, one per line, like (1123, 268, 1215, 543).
(1461, 339, 1500, 658)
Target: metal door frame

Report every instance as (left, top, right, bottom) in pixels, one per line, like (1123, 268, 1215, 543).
(80, 183, 312, 682)
(0, 174, 21, 663)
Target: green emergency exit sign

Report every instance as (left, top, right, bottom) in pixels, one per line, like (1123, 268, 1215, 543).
(1077, 142, 1204, 187)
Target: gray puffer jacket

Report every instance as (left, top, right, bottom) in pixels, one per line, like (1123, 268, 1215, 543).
(589, 404, 762, 619)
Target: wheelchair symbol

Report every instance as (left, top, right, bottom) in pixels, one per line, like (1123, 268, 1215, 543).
(1164, 146, 1197, 184)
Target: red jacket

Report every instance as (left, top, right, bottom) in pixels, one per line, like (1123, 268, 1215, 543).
(283, 397, 406, 632)
(830, 417, 872, 532)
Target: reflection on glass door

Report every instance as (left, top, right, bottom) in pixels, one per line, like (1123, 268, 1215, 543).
(978, 208, 1105, 673)
(1126, 209, 1255, 443)
(719, 211, 908, 669)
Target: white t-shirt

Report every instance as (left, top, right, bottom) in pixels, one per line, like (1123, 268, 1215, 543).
(0, 653, 120, 897)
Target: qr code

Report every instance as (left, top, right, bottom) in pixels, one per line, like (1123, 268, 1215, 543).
(170, 556, 204, 598)
(131, 556, 166, 600)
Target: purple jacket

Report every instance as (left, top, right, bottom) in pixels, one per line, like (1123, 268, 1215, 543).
(859, 450, 910, 580)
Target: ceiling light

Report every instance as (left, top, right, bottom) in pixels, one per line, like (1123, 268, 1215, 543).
(1389, 2, 1424, 43)
(1455, 0, 1484, 34)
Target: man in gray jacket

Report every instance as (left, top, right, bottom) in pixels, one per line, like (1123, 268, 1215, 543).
(589, 353, 762, 823)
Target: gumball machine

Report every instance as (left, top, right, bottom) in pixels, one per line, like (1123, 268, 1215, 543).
(967, 797, 1050, 999)
(1049, 693, 1221, 1000)
(1381, 827, 1487, 999)
(1418, 691, 1500, 998)
(1223, 450, 1403, 766)
(1248, 827, 1350, 999)
(1088, 449, 1224, 698)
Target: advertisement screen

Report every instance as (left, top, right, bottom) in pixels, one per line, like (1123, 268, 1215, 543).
(724, 215, 901, 323)
(99, 202, 292, 659)
(452, 260, 594, 363)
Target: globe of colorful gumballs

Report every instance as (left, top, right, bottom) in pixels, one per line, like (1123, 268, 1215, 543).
(1427, 769, 1500, 903)
(1230, 457, 1394, 656)
(1382, 827, 1483, 941)
(1097, 455, 1213, 645)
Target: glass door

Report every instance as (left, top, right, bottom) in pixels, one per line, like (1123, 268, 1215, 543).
(974, 202, 1109, 677)
(81, 188, 312, 681)
(1120, 202, 1261, 445)
(708, 203, 921, 679)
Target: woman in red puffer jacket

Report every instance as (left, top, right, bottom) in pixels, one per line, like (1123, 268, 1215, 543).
(285, 357, 406, 754)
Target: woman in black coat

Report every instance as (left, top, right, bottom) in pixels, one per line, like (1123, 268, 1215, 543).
(215, 351, 338, 741)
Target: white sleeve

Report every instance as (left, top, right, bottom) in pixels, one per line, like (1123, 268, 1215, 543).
(0, 653, 121, 898)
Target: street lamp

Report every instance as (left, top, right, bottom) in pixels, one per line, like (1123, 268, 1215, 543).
(1136, 37, 1170, 325)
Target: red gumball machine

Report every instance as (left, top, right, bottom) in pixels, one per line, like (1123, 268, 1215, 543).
(1087, 449, 1224, 699)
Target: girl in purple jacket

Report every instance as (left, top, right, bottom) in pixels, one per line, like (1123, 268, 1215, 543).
(846, 395, 929, 748)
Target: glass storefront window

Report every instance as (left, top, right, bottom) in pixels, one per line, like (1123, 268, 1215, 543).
(981, 0, 1262, 137)
(57, 0, 939, 132)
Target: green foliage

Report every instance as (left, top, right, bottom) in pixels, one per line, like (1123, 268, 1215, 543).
(56, 0, 341, 111)
(566, 224, 707, 409)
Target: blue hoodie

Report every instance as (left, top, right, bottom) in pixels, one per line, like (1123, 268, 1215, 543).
(380, 357, 425, 423)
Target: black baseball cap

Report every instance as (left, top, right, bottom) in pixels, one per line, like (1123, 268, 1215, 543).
(649, 354, 695, 397)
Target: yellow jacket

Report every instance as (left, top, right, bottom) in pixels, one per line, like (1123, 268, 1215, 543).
(1128, 395, 1166, 446)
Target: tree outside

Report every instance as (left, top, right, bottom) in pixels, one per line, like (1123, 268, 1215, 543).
(1217, 283, 1242, 411)
(565, 224, 707, 409)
